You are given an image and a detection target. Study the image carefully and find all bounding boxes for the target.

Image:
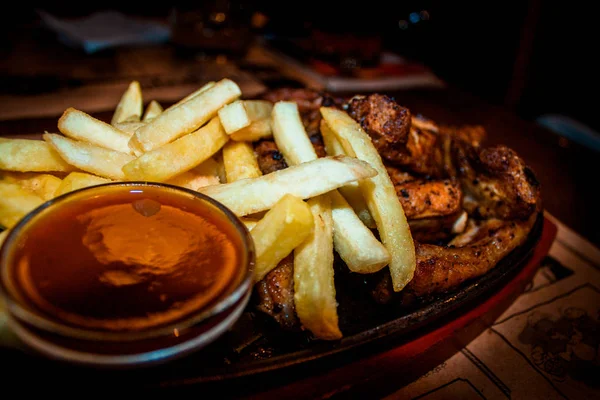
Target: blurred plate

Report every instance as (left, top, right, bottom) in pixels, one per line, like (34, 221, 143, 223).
(3, 213, 547, 394)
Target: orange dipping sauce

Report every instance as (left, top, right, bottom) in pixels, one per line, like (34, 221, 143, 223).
(2, 183, 251, 334)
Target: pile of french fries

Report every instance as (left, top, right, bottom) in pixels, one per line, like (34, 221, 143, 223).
(0, 78, 415, 340)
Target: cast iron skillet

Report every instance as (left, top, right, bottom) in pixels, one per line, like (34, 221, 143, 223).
(2, 213, 544, 393)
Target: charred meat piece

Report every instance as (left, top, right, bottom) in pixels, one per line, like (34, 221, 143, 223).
(407, 215, 536, 297)
(395, 178, 462, 220)
(453, 142, 542, 220)
(253, 139, 288, 175)
(385, 164, 415, 185)
(346, 94, 411, 164)
(409, 210, 468, 244)
(346, 94, 446, 178)
(254, 254, 301, 331)
(439, 124, 486, 148)
(372, 213, 538, 302)
(253, 136, 326, 176)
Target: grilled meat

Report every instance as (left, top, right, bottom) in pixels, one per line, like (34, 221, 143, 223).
(395, 178, 462, 220)
(453, 141, 542, 220)
(254, 139, 288, 175)
(346, 94, 411, 162)
(409, 210, 468, 244)
(439, 124, 486, 148)
(372, 213, 538, 302)
(347, 94, 445, 178)
(254, 254, 301, 331)
(250, 87, 542, 332)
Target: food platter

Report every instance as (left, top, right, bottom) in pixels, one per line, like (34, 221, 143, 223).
(0, 79, 550, 396)
(1, 212, 551, 395)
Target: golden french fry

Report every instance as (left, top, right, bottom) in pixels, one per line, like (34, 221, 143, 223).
(142, 100, 163, 121)
(229, 119, 272, 142)
(250, 194, 314, 283)
(166, 81, 216, 111)
(43, 133, 135, 180)
(111, 80, 143, 125)
(2, 172, 62, 201)
(294, 194, 341, 340)
(321, 107, 416, 292)
(58, 108, 133, 154)
(129, 78, 240, 154)
(321, 119, 376, 228)
(271, 101, 317, 164)
(222, 140, 262, 182)
(54, 171, 112, 197)
(112, 121, 146, 135)
(191, 156, 222, 181)
(199, 155, 377, 217)
(330, 190, 390, 273)
(0, 138, 74, 173)
(0, 181, 44, 228)
(166, 169, 220, 191)
(239, 216, 259, 231)
(218, 100, 273, 134)
(272, 101, 389, 273)
(122, 117, 229, 182)
(0, 229, 8, 247)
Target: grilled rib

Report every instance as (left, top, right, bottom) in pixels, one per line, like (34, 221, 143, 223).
(371, 213, 538, 302)
(253, 254, 301, 331)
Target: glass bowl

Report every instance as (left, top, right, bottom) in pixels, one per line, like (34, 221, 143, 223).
(0, 182, 255, 367)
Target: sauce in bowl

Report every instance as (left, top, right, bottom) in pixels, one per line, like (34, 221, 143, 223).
(0, 182, 254, 365)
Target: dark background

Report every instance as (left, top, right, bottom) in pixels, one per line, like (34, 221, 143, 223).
(1, 1, 598, 134)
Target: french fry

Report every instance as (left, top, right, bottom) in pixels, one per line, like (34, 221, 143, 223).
(58, 108, 133, 154)
(0, 229, 8, 248)
(0, 138, 74, 173)
(112, 121, 146, 135)
(294, 194, 342, 340)
(271, 101, 317, 164)
(111, 80, 143, 125)
(166, 169, 220, 191)
(43, 133, 135, 180)
(229, 118, 272, 142)
(199, 155, 377, 217)
(321, 107, 416, 292)
(54, 171, 112, 197)
(239, 216, 259, 231)
(250, 194, 314, 283)
(330, 190, 390, 273)
(222, 140, 262, 182)
(142, 100, 163, 121)
(129, 78, 240, 154)
(218, 100, 273, 134)
(2, 172, 62, 201)
(166, 81, 216, 111)
(0, 181, 44, 228)
(272, 101, 389, 273)
(122, 117, 229, 182)
(321, 120, 376, 229)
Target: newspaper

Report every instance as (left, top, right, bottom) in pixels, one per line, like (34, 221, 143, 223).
(386, 212, 600, 400)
